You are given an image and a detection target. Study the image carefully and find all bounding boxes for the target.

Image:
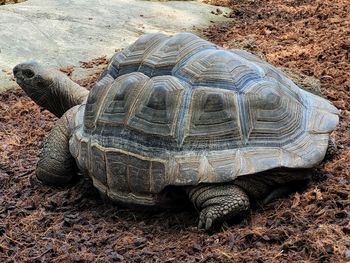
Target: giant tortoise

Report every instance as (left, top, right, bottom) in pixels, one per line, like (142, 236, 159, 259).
(13, 32, 339, 230)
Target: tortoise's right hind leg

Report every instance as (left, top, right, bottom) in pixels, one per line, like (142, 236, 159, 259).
(36, 107, 79, 186)
(188, 184, 250, 231)
(324, 137, 337, 160)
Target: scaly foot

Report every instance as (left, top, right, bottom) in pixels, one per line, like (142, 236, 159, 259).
(188, 184, 250, 230)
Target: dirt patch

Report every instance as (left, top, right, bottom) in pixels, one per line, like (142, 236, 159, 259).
(1, 0, 349, 262)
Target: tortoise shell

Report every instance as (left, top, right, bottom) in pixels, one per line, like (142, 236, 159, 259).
(69, 32, 338, 205)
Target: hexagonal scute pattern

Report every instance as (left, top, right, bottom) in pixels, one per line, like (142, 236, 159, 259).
(127, 76, 185, 137)
(106, 33, 169, 78)
(243, 80, 304, 146)
(181, 88, 241, 148)
(98, 72, 150, 126)
(78, 32, 339, 201)
(173, 49, 264, 89)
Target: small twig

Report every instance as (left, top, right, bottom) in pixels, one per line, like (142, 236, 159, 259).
(28, 248, 53, 261)
(4, 234, 24, 246)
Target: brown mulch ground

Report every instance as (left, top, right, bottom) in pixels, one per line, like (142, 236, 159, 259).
(1, 0, 349, 262)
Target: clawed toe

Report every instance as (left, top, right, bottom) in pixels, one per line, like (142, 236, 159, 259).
(198, 210, 215, 230)
(189, 185, 250, 231)
(197, 205, 236, 231)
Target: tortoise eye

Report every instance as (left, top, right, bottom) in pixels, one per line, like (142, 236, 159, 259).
(23, 69, 35, 78)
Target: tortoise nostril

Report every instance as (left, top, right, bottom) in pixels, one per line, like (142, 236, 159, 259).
(13, 66, 19, 76)
(12, 66, 20, 77)
(23, 69, 35, 78)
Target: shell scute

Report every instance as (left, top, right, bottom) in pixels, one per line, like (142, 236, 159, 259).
(98, 72, 149, 126)
(185, 88, 240, 142)
(127, 76, 185, 137)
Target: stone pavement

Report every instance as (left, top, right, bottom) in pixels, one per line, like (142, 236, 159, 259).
(0, 0, 230, 91)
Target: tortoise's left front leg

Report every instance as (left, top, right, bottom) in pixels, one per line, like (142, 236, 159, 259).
(36, 106, 79, 186)
(188, 184, 250, 230)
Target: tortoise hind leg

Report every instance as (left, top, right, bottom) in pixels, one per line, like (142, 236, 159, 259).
(325, 137, 337, 160)
(188, 184, 250, 230)
(36, 107, 79, 186)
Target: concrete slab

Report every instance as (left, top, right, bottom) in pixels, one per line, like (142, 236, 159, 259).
(0, 0, 230, 92)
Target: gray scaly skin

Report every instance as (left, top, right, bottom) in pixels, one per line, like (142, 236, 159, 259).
(13, 61, 336, 231)
(188, 184, 250, 230)
(13, 62, 89, 117)
(36, 106, 80, 186)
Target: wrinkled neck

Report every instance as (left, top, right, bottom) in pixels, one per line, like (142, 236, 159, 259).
(45, 74, 89, 117)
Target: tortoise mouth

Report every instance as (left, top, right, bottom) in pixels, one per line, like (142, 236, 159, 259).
(14, 76, 36, 90)
(15, 76, 23, 85)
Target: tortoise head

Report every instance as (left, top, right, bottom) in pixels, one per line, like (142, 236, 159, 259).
(13, 61, 58, 109)
(13, 61, 89, 117)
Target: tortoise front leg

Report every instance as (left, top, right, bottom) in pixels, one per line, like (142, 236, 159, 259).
(188, 184, 250, 230)
(36, 107, 78, 186)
